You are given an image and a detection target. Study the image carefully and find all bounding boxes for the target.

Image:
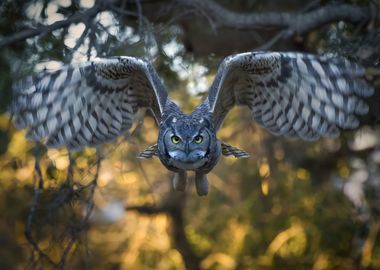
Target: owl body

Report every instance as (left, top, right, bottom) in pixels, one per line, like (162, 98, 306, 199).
(11, 52, 374, 196)
(158, 101, 221, 172)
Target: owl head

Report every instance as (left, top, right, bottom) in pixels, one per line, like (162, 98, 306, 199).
(157, 114, 218, 171)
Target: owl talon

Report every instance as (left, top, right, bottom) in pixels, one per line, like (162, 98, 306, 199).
(137, 144, 158, 159)
(195, 173, 208, 196)
(173, 171, 187, 191)
(221, 142, 250, 158)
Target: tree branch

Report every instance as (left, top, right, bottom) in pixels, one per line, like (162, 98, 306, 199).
(25, 148, 102, 269)
(25, 157, 57, 267)
(177, 0, 375, 34)
(126, 193, 202, 270)
(0, 3, 104, 49)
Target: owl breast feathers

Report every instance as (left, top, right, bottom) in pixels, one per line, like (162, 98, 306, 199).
(11, 51, 374, 195)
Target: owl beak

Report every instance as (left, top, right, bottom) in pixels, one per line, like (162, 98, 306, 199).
(184, 142, 190, 154)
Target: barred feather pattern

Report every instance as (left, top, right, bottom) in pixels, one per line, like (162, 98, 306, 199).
(12, 57, 167, 150)
(137, 144, 158, 159)
(221, 142, 250, 158)
(208, 52, 373, 140)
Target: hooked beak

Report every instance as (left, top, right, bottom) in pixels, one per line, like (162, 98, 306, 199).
(184, 142, 190, 154)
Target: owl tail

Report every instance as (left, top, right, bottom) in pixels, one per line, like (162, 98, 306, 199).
(137, 144, 158, 159)
(221, 142, 250, 158)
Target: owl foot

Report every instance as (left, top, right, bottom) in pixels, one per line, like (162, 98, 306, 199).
(195, 173, 208, 196)
(137, 144, 158, 159)
(173, 171, 187, 191)
(221, 141, 250, 158)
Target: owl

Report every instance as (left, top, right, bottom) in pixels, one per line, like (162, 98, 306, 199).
(11, 52, 373, 196)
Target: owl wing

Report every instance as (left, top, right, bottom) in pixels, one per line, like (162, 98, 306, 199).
(12, 56, 168, 150)
(207, 52, 373, 140)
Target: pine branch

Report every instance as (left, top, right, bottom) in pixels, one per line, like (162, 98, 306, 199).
(0, 3, 104, 49)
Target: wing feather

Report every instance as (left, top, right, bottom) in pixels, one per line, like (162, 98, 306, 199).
(12, 57, 167, 150)
(207, 51, 373, 140)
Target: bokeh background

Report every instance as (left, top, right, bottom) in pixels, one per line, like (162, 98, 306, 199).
(0, 0, 380, 269)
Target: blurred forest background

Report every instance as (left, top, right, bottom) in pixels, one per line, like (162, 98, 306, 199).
(0, 0, 380, 269)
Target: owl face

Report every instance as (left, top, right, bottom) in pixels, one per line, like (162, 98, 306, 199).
(158, 116, 214, 171)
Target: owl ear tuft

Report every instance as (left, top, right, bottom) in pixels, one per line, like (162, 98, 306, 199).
(221, 142, 250, 158)
(137, 144, 159, 159)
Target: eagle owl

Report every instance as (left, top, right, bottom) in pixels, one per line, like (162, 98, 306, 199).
(12, 52, 373, 196)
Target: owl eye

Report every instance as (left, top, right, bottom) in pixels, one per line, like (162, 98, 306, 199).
(171, 135, 181, 144)
(194, 135, 203, 144)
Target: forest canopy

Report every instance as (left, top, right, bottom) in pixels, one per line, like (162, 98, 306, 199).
(0, 0, 380, 269)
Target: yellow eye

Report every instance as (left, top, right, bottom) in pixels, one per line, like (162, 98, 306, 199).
(194, 136, 203, 144)
(171, 135, 180, 144)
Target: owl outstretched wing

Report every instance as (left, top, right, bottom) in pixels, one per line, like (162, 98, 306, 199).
(207, 52, 373, 140)
(12, 57, 168, 150)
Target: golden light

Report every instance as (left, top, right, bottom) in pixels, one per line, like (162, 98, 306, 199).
(261, 178, 270, 196)
(296, 168, 310, 181)
(259, 163, 270, 177)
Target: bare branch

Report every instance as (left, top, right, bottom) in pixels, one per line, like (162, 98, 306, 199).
(24, 148, 102, 269)
(0, 3, 104, 49)
(256, 29, 293, 50)
(108, 3, 158, 56)
(25, 157, 57, 267)
(135, 0, 144, 34)
(125, 204, 166, 214)
(126, 192, 202, 270)
(65, 23, 90, 62)
(176, 0, 375, 33)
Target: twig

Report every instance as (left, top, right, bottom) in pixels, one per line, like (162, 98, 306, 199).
(0, 3, 104, 49)
(107, 3, 158, 59)
(256, 0, 323, 50)
(56, 150, 101, 269)
(108, 3, 151, 30)
(158, 9, 196, 31)
(65, 23, 91, 62)
(66, 151, 75, 184)
(25, 157, 57, 267)
(25, 148, 102, 269)
(125, 204, 166, 214)
(134, 0, 144, 34)
(126, 192, 202, 270)
(256, 29, 294, 50)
